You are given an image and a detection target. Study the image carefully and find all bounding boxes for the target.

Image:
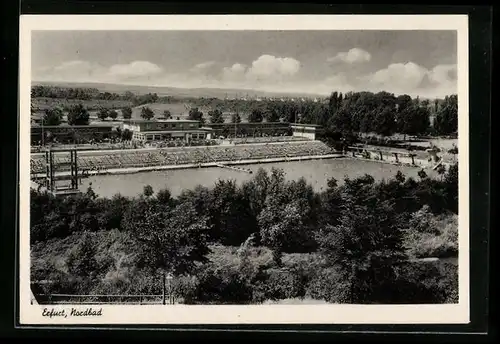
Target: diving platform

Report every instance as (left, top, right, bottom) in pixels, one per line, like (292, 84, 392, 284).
(215, 163, 253, 174)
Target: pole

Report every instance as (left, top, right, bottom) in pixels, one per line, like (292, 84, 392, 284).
(41, 117, 44, 147)
(162, 271, 166, 305)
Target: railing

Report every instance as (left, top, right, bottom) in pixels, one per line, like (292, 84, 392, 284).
(34, 293, 174, 305)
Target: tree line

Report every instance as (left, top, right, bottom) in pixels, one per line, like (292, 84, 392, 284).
(33, 85, 458, 137)
(31, 164, 458, 304)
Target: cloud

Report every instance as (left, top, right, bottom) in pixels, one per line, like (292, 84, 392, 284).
(327, 48, 371, 64)
(361, 62, 457, 98)
(34, 58, 456, 99)
(190, 61, 217, 73)
(427, 64, 457, 84)
(222, 63, 248, 82)
(34, 60, 107, 82)
(35, 60, 164, 84)
(221, 55, 301, 85)
(247, 54, 300, 80)
(108, 61, 163, 78)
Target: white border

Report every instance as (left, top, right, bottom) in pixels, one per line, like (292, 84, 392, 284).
(19, 14, 469, 325)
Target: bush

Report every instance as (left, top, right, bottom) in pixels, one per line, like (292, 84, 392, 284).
(393, 261, 458, 304)
(258, 268, 307, 301)
(192, 264, 253, 304)
(172, 275, 199, 304)
(404, 208, 458, 259)
(306, 267, 350, 303)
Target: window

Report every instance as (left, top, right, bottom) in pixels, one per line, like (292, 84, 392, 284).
(172, 124, 176, 128)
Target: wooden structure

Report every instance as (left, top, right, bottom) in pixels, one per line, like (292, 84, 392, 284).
(41, 148, 81, 197)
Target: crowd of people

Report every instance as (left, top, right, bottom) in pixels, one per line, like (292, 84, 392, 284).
(30, 141, 336, 174)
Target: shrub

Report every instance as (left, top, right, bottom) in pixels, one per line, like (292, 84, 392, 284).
(172, 275, 199, 304)
(393, 261, 458, 304)
(255, 268, 307, 301)
(306, 267, 349, 303)
(404, 208, 458, 259)
(192, 264, 253, 304)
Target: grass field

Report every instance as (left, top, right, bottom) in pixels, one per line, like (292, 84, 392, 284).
(131, 103, 250, 122)
(32, 97, 133, 111)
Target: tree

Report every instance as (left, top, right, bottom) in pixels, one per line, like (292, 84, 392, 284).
(66, 232, 99, 279)
(109, 109, 118, 120)
(143, 185, 154, 197)
(436, 164, 446, 181)
(444, 163, 458, 214)
(399, 104, 430, 139)
(188, 107, 205, 124)
(67, 103, 90, 125)
(328, 91, 342, 117)
(434, 94, 458, 135)
(131, 202, 211, 276)
(330, 107, 353, 134)
(162, 110, 172, 119)
(208, 179, 255, 245)
(317, 188, 407, 303)
(42, 108, 63, 126)
(140, 106, 155, 120)
(264, 108, 280, 122)
(373, 107, 396, 137)
(257, 169, 318, 264)
(97, 108, 109, 121)
(418, 169, 428, 180)
(122, 107, 133, 119)
(208, 109, 225, 124)
(248, 109, 264, 123)
(231, 112, 242, 124)
(156, 188, 172, 205)
(121, 128, 133, 141)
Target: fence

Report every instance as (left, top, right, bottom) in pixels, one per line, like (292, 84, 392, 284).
(33, 293, 176, 305)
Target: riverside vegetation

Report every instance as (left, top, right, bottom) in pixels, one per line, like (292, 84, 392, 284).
(31, 163, 459, 304)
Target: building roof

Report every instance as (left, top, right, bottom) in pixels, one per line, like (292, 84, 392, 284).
(290, 123, 323, 128)
(124, 119, 200, 124)
(133, 129, 212, 135)
(31, 124, 115, 129)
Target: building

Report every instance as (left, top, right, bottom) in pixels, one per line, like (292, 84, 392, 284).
(122, 119, 213, 143)
(206, 122, 292, 138)
(290, 123, 323, 140)
(31, 124, 116, 145)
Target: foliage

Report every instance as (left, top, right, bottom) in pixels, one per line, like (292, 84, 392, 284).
(109, 109, 118, 120)
(121, 107, 133, 119)
(67, 103, 90, 125)
(434, 95, 458, 135)
(140, 106, 155, 120)
(188, 107, 205, 124)
(317, 175, 408, 303)
(231, 112, 242, 123)
(97, 108, 109, 121)
(130, 201, 211, 275)
(162, 110, 172, 119)
(248, 108, 264, 123)
(30, 163, 459, 304)
(42, 108, 63, 126)
(208, 109, 225, 124)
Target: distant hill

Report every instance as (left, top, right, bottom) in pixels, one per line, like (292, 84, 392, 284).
(32, 81, 325, 100)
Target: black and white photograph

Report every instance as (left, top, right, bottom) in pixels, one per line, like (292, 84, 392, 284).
(19, 15, 469, 325)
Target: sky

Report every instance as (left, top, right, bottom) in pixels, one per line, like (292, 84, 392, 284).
(31, 30, 457, 98)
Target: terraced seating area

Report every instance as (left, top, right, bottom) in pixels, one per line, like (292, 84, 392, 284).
(30, 141, 336, 174)
(232, 136, 309, 144)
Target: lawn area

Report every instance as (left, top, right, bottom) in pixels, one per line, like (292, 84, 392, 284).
(32, 97, 133, 111)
